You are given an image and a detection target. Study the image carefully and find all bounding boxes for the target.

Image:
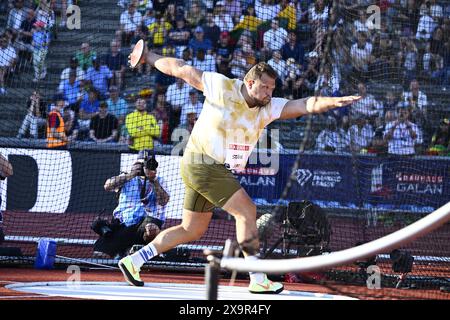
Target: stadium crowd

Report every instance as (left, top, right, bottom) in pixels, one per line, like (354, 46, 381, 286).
(1, 0, 450, 156)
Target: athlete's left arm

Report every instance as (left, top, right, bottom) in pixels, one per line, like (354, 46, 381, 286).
(279, 96, 361, 120)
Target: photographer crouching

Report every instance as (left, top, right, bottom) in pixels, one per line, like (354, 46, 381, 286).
(92, 149, 170, 258)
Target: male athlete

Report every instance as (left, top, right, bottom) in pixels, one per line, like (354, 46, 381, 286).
(119, 44, 361, 294)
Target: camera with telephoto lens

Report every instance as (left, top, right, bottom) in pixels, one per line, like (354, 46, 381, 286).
(91, 218, 113, 237)
(138, 150, 159, 176)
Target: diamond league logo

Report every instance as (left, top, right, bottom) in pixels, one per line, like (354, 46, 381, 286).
(296, 169, 313, 186)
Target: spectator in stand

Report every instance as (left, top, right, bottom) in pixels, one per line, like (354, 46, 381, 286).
(192, 48, 216, 72)
(188, 26, 213, 56)
(165, 77, 191, 113)
(17, 90, 47, 139)
(348, 114, 374, 153)
(223, 0, 241, 21)
(315, 65, 340, 97)
(398, 37, 418, 84)
(125, 98, 160, 151)
(103, 40, 127, 89)
(371, 31, 395, 77)
(142, 8, 156, 28)
(429, 26, 445, 57)
(60, 56, 85, 83)
(217, 60, 233, 78)
(62, 105, 79, 142)
(46, 96, 68, 149)
(89, 102, 119, 143)
(168, 16, 191, 58)
(282, 57, 303, 99)
(15, 8, 36, 55)
(383, 91, 399, 113)
(179, 89, 202, 127)
(215, 31, 233, 67)
(7, 0, 27, 35)
(202, 10, 221, 48)
(308, 0, 329, 53)
(151, 92, 172, 144)
(35, 0, 55, 30)
(173, 110, 197, 140)
(293, 51, 319, 97)
(53, 0, 71, 28)
(281, 31, 304, 67)
(267, 50, 286, 82)
(75, 42, 97, 71)
(152, 0, 172, 14)
(423, 0, 443, 20)
(106, 86, 129, 130)
(255, 0, 281, 21)
(214, 1, 234, 32)
(236, 4, 260, 30)
(423, 41, 445, 84)
(185, 1, 205, 29)
(58, 70, 82, 110)
(352, 9, 376, 38)
(263, 18, 288, 53)
(31, 19, 49, 82)
(396, 0, 420, 33)
(229, 49, 247, 79)
(164, 2, 177, 26)
(147, 13, 172, 49)
(416, 5, 437, 41)
(402, 79, 428, 122)
(181, 47, 193, 65)
(383, 107, 423, 156)
(350, 31, 373, 80)
(171, 110, 198, 153)
(120, 2, 143, 46)
(315, 116, 350, 153)
(78, 89, 100, 134)
(85, 57, 113, 99)
(350, 82, 383, 121)
(426, 118, 450, 156)
(0, 35, 17, 95)
(370, 111, 397, 155)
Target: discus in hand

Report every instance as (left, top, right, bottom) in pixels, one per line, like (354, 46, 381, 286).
(128, 39, 146, 69)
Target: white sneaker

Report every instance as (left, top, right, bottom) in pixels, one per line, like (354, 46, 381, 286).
(0, 87, 6, 95)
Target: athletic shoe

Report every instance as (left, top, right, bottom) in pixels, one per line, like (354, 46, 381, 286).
(248, 275, 284, 294)
(118, 256, 144, 287)
(0, 87, 6, 95)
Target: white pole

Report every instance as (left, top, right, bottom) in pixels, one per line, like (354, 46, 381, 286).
(221, 202, 450, 273)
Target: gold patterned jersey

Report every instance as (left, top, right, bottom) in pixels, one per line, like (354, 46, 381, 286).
(185, 72, 288, 169)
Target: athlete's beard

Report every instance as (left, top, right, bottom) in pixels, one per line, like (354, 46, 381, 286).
(253, 96, 271, 108)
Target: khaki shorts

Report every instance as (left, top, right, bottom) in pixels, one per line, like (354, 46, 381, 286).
(180, 153, 242, 212)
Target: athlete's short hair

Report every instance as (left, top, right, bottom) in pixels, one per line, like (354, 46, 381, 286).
(244, 62, 278, 82)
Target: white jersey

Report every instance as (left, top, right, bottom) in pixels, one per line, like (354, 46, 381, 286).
(185, 72, 288, 169)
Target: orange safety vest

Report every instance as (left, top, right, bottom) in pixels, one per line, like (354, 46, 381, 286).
(46, 110, 67, 148)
